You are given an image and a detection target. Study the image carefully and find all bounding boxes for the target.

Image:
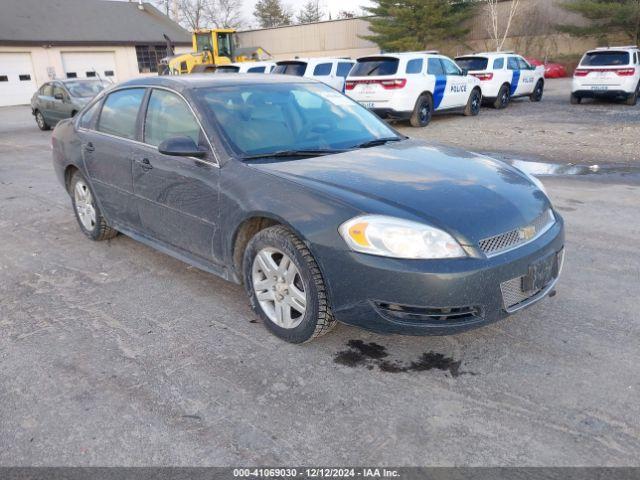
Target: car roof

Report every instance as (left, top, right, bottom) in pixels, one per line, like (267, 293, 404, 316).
(116, 73, 315, 93)
(356, 52, 443, 61)
(586, 46, 639, 53)
(276, 57, 351, 64)
(456, 52, 518, 58)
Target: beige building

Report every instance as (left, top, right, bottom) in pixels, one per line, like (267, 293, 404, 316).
(0, 0, 191, 107)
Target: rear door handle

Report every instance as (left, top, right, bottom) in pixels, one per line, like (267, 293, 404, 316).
(83, 142, 95, 152)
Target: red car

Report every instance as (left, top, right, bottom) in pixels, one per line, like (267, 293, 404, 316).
(526, 57, 567, 78)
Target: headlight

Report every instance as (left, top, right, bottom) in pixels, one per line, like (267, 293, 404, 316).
(339, 215, 466, 259)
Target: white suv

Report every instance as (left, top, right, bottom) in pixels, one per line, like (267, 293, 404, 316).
(273, 58, 355, 91)
(345, 52, 482, 127)
(214, 61, 276, 74)
(455, 52, 545, 109)
(571, 46, 640, 105)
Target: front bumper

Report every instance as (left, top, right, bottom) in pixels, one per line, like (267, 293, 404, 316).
(317, 215, 565, 335)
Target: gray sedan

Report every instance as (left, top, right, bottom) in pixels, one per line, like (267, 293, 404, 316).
(51, 74, 564, 344)
(31, 79, 106, 130)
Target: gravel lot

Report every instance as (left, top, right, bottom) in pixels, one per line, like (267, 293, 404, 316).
(1, 98, 639, 466)
(398, 78, 640, 166)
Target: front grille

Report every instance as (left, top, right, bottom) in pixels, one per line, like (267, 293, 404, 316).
(375, 302, 481, 324)
(479, 209, 555, 257)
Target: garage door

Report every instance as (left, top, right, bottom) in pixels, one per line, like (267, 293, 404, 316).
(61, 52, 117, 82)
(0, 53, 37, 107)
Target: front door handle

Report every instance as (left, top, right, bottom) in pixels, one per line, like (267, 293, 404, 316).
(139, 157, 153, 171)
(83, 142, 95, 152)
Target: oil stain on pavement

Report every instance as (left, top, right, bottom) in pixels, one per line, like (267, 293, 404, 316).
(334, 340, 475, 377)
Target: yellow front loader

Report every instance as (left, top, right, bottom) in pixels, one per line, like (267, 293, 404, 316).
(159, 29, 270, 75)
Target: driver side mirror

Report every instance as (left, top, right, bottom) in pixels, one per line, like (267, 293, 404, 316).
(54, 92, 64, 100)
(158, 136, 206, 158)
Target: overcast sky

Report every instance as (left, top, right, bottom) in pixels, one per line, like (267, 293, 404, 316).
(243, 0, 373, 28)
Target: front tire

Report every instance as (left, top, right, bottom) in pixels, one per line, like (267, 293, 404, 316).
(35, 110, 50, 131)
(69, 171, 118, 241)
(570, 93, 581, 104)
(530, 80, 544, 102)
(409, 94, 433, 127)
(243, 225, 336, 343)
(493, 84, 510, 109)
(464, 88, 482, 116)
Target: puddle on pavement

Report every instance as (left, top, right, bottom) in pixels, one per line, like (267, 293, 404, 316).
(334, 340, 475, 377)
(504, 158, 640, 180)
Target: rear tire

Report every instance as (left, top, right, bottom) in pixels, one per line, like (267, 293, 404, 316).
(409, 94, 433, 127)
(243, 225, 336, 343)
(464, 88, 482, 116)
(69, 171, 118, 241)
(570, 93, 582, 104)
(493, 84, 510, 109)
(530, 80, 544, 102)
(625, 82, 639, 106)
(35, 110, 50, 131)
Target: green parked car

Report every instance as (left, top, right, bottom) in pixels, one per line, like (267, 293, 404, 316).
(31, 79, 106, 130)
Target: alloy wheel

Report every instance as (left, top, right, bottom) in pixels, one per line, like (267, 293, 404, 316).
(252, 247, 307, 329)
(74, 180, 97, 231)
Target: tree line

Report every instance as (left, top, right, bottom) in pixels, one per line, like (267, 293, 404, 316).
(150, 0, 640, 49)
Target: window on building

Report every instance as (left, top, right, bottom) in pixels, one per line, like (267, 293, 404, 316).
(86, 71, 97, 78)
(66, 72, 78, 79)
(0, 76, 8, 82)
(135, 45, 168, 73)
(19, 74, 31, 81)
(104, 70, 115, 77)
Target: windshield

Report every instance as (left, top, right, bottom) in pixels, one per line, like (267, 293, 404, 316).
(455, 57, 488, 71)
(273, 62, 307, 76)
(194, 82, 399, 157)
(350, 57, 399, 76)
(65, 81, 105, 98)
(214, 66, 240, 73)
(581, 51, 630, 66)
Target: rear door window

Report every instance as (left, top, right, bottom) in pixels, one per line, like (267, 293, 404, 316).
(350, 57, 399, 76)
(97, 88, 145, 140)
(406, 58, 424, 74)
(455, 57, 488, 71)
(273, 62, 307, 76)
(247, 66, 266, 73)
(427, 58, 445, 75)
(493, 57, 504, 69)
(313, 63, 333, 76)
(581, 51, 630, 66)
(336, 62, 354, 78)
(144, 89, 201, 147)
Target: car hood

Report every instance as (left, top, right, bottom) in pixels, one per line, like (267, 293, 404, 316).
(248, 139, 551, 244)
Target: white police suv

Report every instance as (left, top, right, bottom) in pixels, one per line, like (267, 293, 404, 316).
(455, 52, 545, 109)
(345, 52, 482, 127)
(273, 58, 355, 91)
(571, 46, 640, 105)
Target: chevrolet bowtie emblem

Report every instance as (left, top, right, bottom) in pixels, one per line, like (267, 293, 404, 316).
(518, 225, 536, 240)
